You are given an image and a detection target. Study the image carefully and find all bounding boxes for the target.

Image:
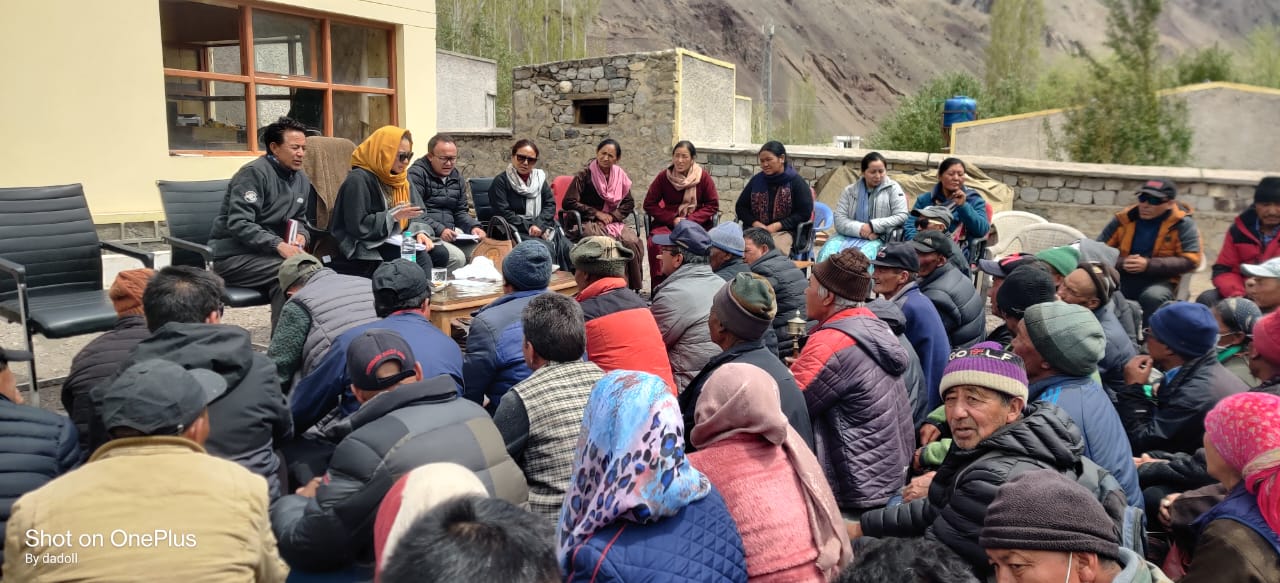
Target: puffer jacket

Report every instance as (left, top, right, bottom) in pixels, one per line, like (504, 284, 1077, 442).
(1116, 350, 1250, 455)
(407, 161, 480, 235)
(1096, 303, 1139, 398)
(61, 314, 149, 451)
(464, 289, 542, 412)
(860, 402, 1086, 570)
(651, 263, 723, 391)
(903, 184, 989, 242)
(577, 277, 677, 392)
(564, 489, 748, 583)
(287, 268, 379, 386)
(891, 282, 950, 411)
(0, 395, 79, 565)
(792, 308, 913, 510)
(714, 256, 751, 281)
(749, 248, 808, 334)
(1212, 206, 1280, 298)
(272, 375, 528, 571)
(1098, 202, 1202, 287)
(89, 322, 293, 499)
(833, 176, 909, 238)
(918, 262, 985, 349)
(866, 299, 929, 426)
(1029, 374, 1142, 508)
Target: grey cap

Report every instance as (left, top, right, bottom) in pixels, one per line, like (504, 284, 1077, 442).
(92, 359, 227, 435)
(911, 205, 954, 228)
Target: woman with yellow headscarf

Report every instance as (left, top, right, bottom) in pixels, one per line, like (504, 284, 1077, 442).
(329, 126, 449, 277)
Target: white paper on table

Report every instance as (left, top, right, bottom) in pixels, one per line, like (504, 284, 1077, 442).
(452, 256, 503, 282)
(383, 234, 426, 251)
(451, 231, 480, 241)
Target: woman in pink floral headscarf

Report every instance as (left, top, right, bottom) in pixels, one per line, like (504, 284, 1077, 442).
(1179, 392, 1280, 583)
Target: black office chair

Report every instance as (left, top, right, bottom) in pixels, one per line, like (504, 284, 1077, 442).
(0, 184, 154, 402)
(156, 179, 268, 307)
(469, 177, 496, 224)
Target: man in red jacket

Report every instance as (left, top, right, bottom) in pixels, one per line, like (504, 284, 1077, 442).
(1204, 176, 1280, 305)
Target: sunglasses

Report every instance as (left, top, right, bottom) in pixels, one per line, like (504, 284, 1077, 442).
(397, 152, 414, 163)
(1137, 194, 1166, 205)
(515, 154, 538, 164)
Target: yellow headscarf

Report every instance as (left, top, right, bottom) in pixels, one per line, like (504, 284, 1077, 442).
(351, 125, 412, 229)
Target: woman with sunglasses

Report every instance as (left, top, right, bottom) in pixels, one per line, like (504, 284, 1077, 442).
(330, 126, 448, 277)
(490, 139, 558, 244)
(563, 139, 645, 291)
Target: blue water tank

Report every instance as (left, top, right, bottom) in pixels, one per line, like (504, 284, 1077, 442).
(943, 95, 978, 127)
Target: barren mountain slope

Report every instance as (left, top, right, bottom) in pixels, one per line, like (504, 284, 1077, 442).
(592, 0, 1280, 138)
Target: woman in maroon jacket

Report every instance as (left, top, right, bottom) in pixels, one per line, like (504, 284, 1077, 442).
(563, 139, 645, 290)
(643, 140, 720, 286)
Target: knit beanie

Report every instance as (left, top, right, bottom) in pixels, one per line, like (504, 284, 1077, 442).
(940, 341, 1029, 400)
(995, 264, 1057, 319)
(1023, 302, 1105, 377)
(1148, 302, 1218, 358)
(1255, 176, 1280, 205)
(1216, 297, 1262, 336)
(1253, 312, 1280, 367)
(813, 248, 872, 302)
(503, 240, 553, 291)
(1035, 246, 1080, 278)
(570, 236, 632, 278)
(708, 222, 745, 257)
(980, 469, 1123, 562)
(711, 273, 776, 341)
(109, 268, 154, 317)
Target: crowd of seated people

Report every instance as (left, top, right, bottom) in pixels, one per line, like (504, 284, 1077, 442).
(5, 131, 1280, 583)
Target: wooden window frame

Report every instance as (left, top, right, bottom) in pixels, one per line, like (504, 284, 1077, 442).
(163, 0, 397, 156)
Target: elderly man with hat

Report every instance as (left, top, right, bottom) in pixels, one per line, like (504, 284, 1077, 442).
(708, 222, 750, 281)
(1, 345, 79, 563)
(680, 273, 814, 452)
(1098, 178, 1203, 323)
(1205, 176, 1280, 305)
(63, 268, 154, 451)
(982, 470, 1173, 583)
(1036, 245, 1081, 287)
(571, 236, 676, 391)
(790, 248, 913, 515)
(650, 221, 725, 391)
(7, 359, 289, 581)
(914, 230, 984, 349)
(290, 259, 463, 435)
(873, 242, 950, 410)
(1242, 256, 1280, 314)
(463, 240, 553, 412)
(995, 263, 1059, 339)
(1011, 302, 1143, 507)
(858, 342, 1091, 574)
(1116, 302, 1249, 456)
(268, 253, 377, 392)
(978, 253, 1040, 347)
(273, 330, 526, 573)
(1056, 261, 1140, 398)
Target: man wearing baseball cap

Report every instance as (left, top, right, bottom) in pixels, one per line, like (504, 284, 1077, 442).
(273, 330, 527, 573)
(1205, 176, 1280, 305)
(290, 259, 463, 434)
(6, 359, 289, 581)
(872, 242, 950, 409)
(1, 346, 80, 567)
(1098, 178, 1203, 323)
(978, 253, 1039, 347)
(1242, 256, 1280, 314)
(914, 230, 984, 349)
(651, 221, 725, 391)
(858, 343, 1091, 574)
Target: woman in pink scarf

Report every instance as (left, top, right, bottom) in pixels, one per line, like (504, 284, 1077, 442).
(564, 139, 645, 290)
(688, 363, 852, 582)
(643, 140, 721, 287)
(1179, 392, 1280, 582)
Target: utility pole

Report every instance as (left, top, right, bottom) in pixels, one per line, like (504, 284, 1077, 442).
(764, 23, 775, 140)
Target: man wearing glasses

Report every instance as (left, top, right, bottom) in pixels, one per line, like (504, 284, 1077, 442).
(408, 133, 487, 272)
(1097, 179, 1203, 324)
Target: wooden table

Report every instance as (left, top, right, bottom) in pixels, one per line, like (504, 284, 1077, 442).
(428, 270, 578, 332)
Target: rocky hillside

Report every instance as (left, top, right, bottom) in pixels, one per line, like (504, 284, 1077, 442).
(591, 0, 1280, 138)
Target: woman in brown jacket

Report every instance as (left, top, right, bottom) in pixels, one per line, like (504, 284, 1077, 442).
(563, 139, 645, 290)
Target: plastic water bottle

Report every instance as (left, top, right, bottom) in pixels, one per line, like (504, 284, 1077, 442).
(401, 230, 416, 262)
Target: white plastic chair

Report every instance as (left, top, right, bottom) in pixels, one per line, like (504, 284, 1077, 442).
(992, 223, 1087, 257)
(988, 211, 1049, 256)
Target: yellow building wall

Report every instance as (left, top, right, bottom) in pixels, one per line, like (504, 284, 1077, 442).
(0, 0, 436, 224)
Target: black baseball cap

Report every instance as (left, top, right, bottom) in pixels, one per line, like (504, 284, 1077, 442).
(346, 329, 417, 391)
(911, 206, 954, 228)
(652, 220, 713, 256)
(870, 242, 920, 272)
(92, 359, 227, 435)
(372, 259, 431, 303)
(978, 253, 1037, 278)
(1136, 178, 1177, 201)
(912, 230, 954, 258)
(0, 347, 33, 365)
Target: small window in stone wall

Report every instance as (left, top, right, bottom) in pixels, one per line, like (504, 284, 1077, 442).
(574, 99, 610, 125)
